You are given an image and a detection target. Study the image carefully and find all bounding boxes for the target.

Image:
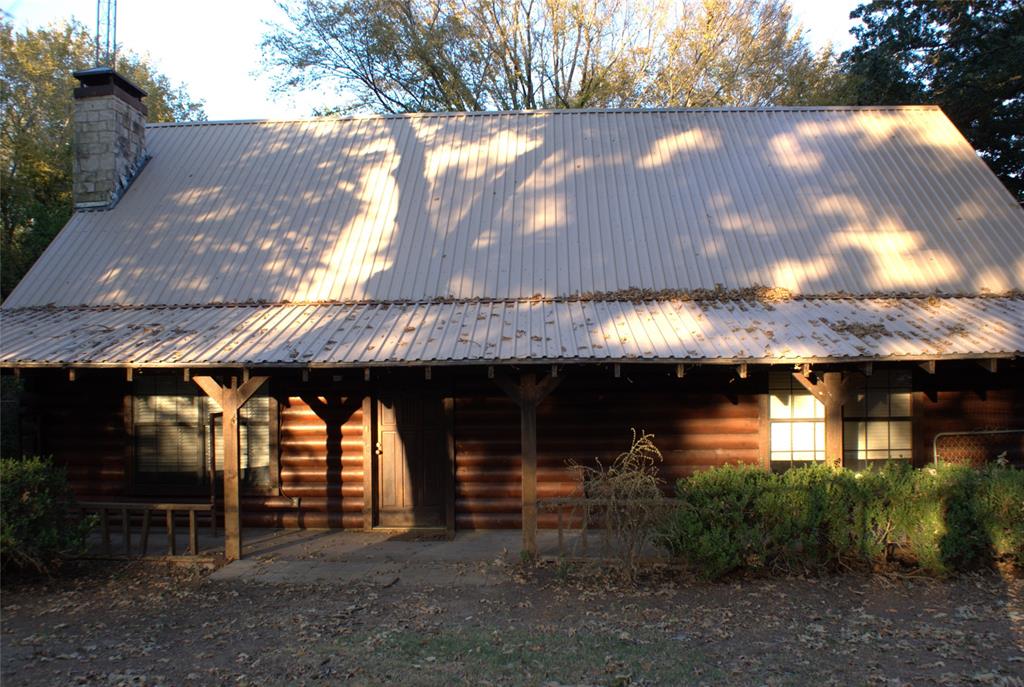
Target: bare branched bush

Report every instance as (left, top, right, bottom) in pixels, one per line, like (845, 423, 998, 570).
(569, 430, 668, 581)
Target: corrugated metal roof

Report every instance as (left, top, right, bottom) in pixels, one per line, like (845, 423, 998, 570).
(5, 107, 1023, 310)
(2, 297, 1020, 367)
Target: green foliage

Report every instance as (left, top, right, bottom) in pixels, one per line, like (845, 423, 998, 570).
(262, 0, 839, 113)
(984, 466, 1024, 567)
(657, 464, 771, 579)
(0, 20, 206, 300)
(0, 456, 93, 575)
(839, 0, 1024, 199)
(660, 462, 1024, 579)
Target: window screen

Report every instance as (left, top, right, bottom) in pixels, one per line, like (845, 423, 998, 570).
(843, 369, 912, 468)
(769, 370, 825, 466)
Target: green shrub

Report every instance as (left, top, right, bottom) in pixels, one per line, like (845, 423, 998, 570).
(974, 465, 1024, 567)
(656, 464, 773, 579)
(659, 461, 1024, 579)
(1, 456, 93, 574)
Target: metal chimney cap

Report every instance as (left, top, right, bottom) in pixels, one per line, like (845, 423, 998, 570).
(72, 67, 147, 99)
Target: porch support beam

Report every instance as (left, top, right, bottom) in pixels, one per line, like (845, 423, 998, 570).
(494, 368, 563, 557)
(519, 375, 540, 559)
(192, 374, 269, 561)
(793, 370, 857, 468)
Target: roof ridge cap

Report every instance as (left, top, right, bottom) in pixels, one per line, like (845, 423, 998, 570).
(146, 105, 943, 128)
(5, 292, 1021, 313)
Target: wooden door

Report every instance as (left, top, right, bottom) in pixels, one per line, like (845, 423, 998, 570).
(376, 395, 448, 528)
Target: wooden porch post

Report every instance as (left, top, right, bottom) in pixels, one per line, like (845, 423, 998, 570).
(821, 372, 844, 468)
(520, 372, 539, 555)
(494, 369, 562, 557)
(193, 374, 269, 561)
(793, 370, 856, 468)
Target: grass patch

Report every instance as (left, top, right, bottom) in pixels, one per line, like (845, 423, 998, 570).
(338, 625, 715, 686)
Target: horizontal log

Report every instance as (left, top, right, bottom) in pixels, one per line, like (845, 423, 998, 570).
(660, 462, 759, 478)
(534, 411, 759, 427)
(457, 401, 758, 422)
(278, 483, 364, 498)
(242, 511, 363, 529)
(456, 512, 519, 529)
(42, 421, 125, 434)
(279, 437, 364, 451)
(455, 512, 576, 529)
(456, 467, 583, 483)
(68, 482, 124, 495)
(454, 447, 760, 468)
(47, 439, 126, 451)
(39, 403, 123, 414)
(65, 468, 126, 481)
(455, 498, 521, 513)
(242, 496, 364, 512)
(455, 433, 758, 455)
(280, 467, 363, 484)
(60, 456, 128, 467)
(455, 455, 521, 469)
(455, 467, 520, 483)
(279, 455, 364, 469)
(282, 398, 365, 409)
(281, 407, 364, 422)
(457, 483, 580, 499)
(280, 423, 364, 436)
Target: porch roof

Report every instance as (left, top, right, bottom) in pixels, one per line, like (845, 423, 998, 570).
(1, 296, 1020, 368)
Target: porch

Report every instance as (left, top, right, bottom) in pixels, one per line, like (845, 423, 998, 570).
(83, 526, 605, 586)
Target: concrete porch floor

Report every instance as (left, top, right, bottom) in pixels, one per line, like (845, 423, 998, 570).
(89, 527, 601, 587)
(209, 529, 529, 586)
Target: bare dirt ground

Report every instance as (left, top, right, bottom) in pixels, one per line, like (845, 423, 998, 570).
(2, 559, 1023, 687)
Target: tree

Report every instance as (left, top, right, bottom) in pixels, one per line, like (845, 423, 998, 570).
(261, 0, 838, 113)
(0, 20, 206, 299)
(840, 0, 1024, 200)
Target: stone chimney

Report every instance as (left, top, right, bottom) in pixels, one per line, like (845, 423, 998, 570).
(72, 67, 149, 209)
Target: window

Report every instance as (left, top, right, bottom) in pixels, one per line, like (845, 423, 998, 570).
(134, 375, 206, 484)
(133, 375, 274, 490)
(843, 369, 912, 469)
(209, 393, 272, 488)
(769, 371, 825, 466)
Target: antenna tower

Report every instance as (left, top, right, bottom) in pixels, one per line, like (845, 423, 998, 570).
(94, 0, 118, 67)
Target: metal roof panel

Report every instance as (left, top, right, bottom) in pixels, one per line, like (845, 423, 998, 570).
(5, 108, 1022, 310)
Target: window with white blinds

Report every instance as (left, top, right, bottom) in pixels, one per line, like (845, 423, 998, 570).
(133, 376, 272, 488)
(843, 369, 913, 468)
(769, 370, 826, 466)
(133, 375, 205, 481)
(208, 392, 272, 487)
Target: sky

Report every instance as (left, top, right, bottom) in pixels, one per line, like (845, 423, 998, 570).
(4, 0, 862, 121)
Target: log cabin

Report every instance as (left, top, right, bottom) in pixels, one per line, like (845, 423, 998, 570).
(1, 68, 1022, 560)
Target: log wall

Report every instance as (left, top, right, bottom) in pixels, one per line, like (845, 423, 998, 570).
(18, 362, 1024, 531)
(29, 373, 129, 498)
(453, 372, 762, 529)
(247, 392, 366, 528)
(912, 364, 1024, 467)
